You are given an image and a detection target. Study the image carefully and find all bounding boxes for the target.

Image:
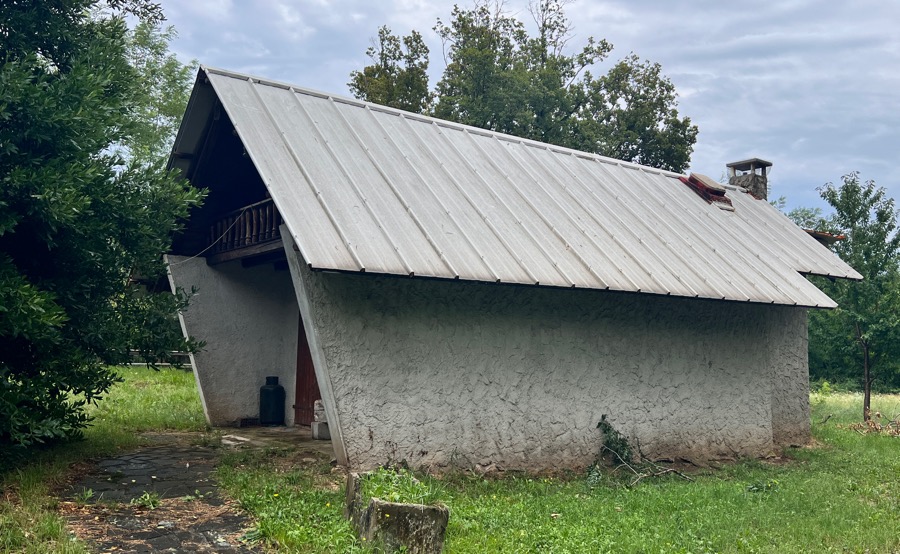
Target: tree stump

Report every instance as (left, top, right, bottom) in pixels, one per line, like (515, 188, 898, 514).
(344, 473, 449, 554)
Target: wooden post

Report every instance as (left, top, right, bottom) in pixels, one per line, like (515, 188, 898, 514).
(252, 206, 260, 244)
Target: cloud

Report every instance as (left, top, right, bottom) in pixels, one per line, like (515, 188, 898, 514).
(158, 0, 900, 209)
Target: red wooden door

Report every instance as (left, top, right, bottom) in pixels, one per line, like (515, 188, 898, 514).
(294, 313, 321, 425)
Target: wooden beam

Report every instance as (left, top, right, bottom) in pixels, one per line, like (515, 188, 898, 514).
(206, 239, 284, 266)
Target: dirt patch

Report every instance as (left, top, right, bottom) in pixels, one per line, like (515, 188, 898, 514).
(54, 428, 336, 552)
(60, 496, 255, 553)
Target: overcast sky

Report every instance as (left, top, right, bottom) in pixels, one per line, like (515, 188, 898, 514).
(156, 0, 900, 212)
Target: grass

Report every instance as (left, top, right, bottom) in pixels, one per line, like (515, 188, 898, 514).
(0, 366, 206, 554)
(439, 394, 900, 553)
(215, 448, 365, 553)
(214, 393, 900, 553)
(360, 466, 445, 506)
(2, 367, 899, 553)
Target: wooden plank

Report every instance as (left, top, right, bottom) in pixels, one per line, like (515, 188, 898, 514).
(206, 238, 284, 265)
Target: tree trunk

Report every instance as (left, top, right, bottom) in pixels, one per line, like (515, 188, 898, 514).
(855, 322, 872, 422)
(862, 343, 871, 421)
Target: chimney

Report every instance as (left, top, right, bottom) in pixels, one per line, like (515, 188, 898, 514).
(726, 158, 772, 200)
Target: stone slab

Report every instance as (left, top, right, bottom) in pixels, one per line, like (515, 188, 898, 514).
(311, 421, 331, 440)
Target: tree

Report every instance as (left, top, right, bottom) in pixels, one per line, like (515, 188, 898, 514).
(811, 173, 900, 419)
(0, 1, 203, 450)
(772, 196, 828, 230)
(350, 0, 697, 172)
(349, 26, 432, 113)
(787, 205, 827, 230)
(124, 20, 196, 165)
(577, 54, 699, 172)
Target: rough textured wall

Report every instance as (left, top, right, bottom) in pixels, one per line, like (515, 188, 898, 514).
(769, 307, 811, 446)
(292, 259, 810, 471)
(168, 255, 299, 426)
(730, 173, 768, 200)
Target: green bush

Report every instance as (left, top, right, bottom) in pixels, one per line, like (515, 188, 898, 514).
(0, 2, 203, 449)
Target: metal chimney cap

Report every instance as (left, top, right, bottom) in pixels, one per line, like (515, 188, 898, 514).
(726, 158, 772, 172)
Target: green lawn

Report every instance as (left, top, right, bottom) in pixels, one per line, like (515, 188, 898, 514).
(216, 391, 900, 554)
(1, 368, 898, 553)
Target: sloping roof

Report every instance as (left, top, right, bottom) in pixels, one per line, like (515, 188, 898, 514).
(172, 67, 861, 308)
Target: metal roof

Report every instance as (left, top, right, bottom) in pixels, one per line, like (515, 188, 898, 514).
(176, 66, 861, 308)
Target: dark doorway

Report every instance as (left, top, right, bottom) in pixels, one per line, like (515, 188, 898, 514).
(294, 313, 321, 425)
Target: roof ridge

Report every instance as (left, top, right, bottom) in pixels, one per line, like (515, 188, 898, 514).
(200, 65, 683, 179)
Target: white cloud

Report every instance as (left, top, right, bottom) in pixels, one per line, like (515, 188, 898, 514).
(158, 0, 900, 209)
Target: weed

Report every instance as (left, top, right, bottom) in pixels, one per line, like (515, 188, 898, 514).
(585, 464, 605, 488)
(73, 488, 94, 503)
(5, 366, 900, 554)
(596, 414, 633, 464)
(746, 478, 779, 493)
(215, 448, 365, 553)
(193, 431, 223, 448)
(360, 466, 444, 506)
(130, 491, 161, 509)
(181, 489, 211, 501)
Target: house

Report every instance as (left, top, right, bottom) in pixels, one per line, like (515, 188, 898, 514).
(166, 67, 860, 470)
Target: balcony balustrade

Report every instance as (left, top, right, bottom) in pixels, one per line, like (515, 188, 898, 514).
(207, 198, 285, 264)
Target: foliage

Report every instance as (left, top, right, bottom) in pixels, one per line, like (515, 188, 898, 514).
(807, 173, 900, 415)
(350, 0, 697, 172)
(594, 414, 633, 465)
(772, 196, 827, 230)
(791, 206, 827, 230)
(0, 1, 204, 449)
(124, 21, 196, 165)
(130, 490, 161, 509)
(348, 26, 432, 113)
(745, 478, 779, 493)
(86, 365, 207, 434)
(576, 54, 698, 171)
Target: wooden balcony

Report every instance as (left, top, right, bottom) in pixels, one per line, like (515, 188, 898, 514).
(207, 198, 285, 265)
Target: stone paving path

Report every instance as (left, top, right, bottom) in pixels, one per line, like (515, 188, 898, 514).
(74, 443, 219, 503)
(61, 428, 331, 553)
(63, 436, 256, 553)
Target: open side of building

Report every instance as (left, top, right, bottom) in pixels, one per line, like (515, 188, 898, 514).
(167, 67, 860, 469)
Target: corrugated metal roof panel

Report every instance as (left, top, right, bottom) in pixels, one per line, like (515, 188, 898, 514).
(200, 67, 860, 308)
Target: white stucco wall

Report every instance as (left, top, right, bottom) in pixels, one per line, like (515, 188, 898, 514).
(167, 255, 299, 426)
(769, 308, 811, 446)
(287, 247, 810, 470)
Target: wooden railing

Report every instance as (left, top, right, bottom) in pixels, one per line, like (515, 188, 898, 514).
(209, 198, 282, 254)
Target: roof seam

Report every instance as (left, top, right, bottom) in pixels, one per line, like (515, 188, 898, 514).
(244, 79, 367, 271)
(291, 88, 415, 275)
(327, 98, 459, 278)
(517, 146, 645, 293)
(556, 154, 683, 295)
(368, 108, 502, 281)
(593, 162, 750, 301)
(461, 130, 587, 287)
(639, 164, 816, 305)
(403, 117, 541, 284)
(393, 114, 509, 282)
(596, 160, 708, 298)
(484, 135, 613, 289)
(429, 123, 545, 285)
